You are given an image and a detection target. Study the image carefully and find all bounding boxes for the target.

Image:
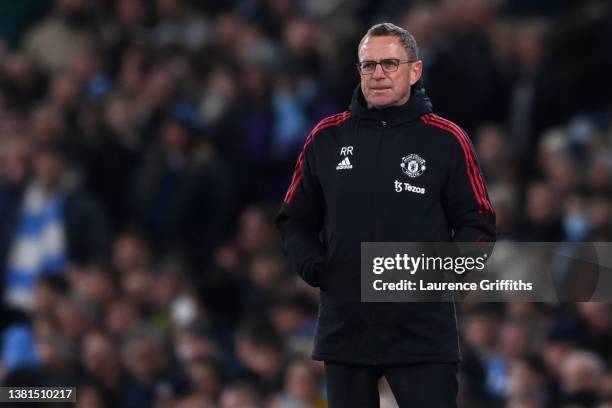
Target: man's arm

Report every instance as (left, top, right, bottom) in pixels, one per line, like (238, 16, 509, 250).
(276, 139, 326, 287)
(442, 128, 496, 243)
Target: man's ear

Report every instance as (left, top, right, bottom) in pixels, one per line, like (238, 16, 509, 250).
(410, 60, 424, 86)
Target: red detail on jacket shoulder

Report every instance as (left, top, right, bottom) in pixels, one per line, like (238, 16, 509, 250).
(420, 113, 494, 214)
(284, 112, 351, 204)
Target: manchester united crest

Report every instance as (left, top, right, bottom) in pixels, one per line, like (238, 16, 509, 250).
(400, 154, 426, 178)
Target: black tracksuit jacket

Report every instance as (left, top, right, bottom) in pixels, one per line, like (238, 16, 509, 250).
(276, 86, 496, 364)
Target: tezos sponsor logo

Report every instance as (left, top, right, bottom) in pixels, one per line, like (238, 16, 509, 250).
(394, 180, 425, 194)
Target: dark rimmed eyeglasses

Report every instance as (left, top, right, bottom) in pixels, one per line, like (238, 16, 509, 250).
(356, 59, 417, 74)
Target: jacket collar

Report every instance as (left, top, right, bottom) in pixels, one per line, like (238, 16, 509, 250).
(348, 82, 433, 126)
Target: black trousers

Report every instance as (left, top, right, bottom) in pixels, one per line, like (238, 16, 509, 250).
(324, 362, 458, 408)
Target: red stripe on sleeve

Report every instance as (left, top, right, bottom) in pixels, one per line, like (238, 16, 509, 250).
(421, 114, 493, 213)
(428, 114, 493, 213)
(421, 114, 482, 209)
(284, 112, 351, 204)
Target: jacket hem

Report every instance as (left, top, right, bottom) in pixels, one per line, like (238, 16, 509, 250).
(311, 352, 461, 365)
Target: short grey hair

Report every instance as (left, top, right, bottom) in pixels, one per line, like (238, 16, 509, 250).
(358, 22, 419, 61)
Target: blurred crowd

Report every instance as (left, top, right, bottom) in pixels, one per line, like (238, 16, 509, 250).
(0, 0, 611, 407)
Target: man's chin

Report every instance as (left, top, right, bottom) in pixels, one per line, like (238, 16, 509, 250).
(368, 99, 394, 110)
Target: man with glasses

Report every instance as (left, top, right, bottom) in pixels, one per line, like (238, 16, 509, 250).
(277, 23, 496, 407)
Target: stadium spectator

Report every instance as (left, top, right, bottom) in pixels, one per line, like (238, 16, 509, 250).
(2, 145, 110, 311)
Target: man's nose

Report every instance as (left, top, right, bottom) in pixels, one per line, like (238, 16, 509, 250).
(372, 63, 386, 79)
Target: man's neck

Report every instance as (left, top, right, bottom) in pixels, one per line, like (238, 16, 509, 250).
(367, 94, 411, 110)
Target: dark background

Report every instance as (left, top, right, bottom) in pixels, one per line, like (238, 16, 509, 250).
(0, 0, 611, 407)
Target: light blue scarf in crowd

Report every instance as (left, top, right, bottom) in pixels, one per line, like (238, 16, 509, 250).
(5, 184, 67, 310)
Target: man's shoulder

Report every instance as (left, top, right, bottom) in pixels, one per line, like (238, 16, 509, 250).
(309, 111, 352, 136)
(419, 113, 473, 151)
(419, 113, 467, 135)
(302, 111, 352, 150)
